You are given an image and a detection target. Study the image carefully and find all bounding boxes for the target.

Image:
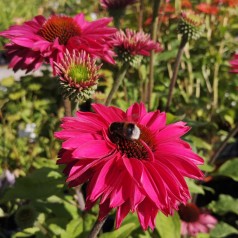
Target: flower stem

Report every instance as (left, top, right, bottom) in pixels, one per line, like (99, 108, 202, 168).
(63, 97, 72, 116)
(147, 0, 161, 110)
(105, 63, 129, 106)
(87, 217, 107, 238)
(209, 124, 238, 166)
(138, 0, 144, 31)
(165, 37, 187, 112)
(75, 185, 85, 211)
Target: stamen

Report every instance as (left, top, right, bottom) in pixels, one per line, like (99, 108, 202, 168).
(39, 15, 81, 45)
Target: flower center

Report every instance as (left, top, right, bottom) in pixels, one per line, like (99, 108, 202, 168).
(108, 122, 156, 160)
(68, 64, 89, 82)
(178, 203, 200, 222)
(39, 15, 81, 45)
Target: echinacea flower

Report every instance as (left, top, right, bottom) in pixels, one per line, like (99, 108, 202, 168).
(55, 103, 204, 230)
(54, 50, 102, 102)
(178, 11, 204, 41)
(178, 203, 217, 237)
(196, 3, 219, 15)
(111, 29, 162, 66)
(230, 52, 238, 73)
(0, 14, 116, 73)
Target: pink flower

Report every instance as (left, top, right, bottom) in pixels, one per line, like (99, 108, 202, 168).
(100, 0, 137, 10)
(230, 53, 238, 73)
(112, 29, 162, 57)
(179, 203, 217, 236)
(55, 103, 204, 230)
(111, 29, 162, 65)
(54, 50, 102, 101)
(0, 14, 116, 73)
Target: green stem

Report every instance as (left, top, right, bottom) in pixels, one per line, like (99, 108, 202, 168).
(105, 63, 129, 106)
(165, 37, 187, 112)
(63, 97, 72, 116)
(75, 185, 85, 211)
(138, 0, 144, 31)
(209, 124, 238, 167)
(88, 217, 107, 238)
(147, 0, 161, 110)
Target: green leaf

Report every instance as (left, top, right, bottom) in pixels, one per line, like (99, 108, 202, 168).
(0, 207, 4, 217)
(210, 222, 238, 238)
(208, 194, 238, 216)
(215, 158, 238, 181)
(61, 219, 83, 238)
(0, 76, 15, 87)
(100, 223, 137, 238)
(197, 234, 210, 238)
(156, 212, 181, 238)
(186, 179, 205, 195)
(187, 135, 212, 150)
(1, 167, 64, 201)
(12, 227, 40, 238)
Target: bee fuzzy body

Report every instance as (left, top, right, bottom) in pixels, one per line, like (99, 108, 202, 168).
(109, 122, 141, 141)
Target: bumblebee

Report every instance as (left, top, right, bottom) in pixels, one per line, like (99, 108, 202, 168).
(108, 122, 141, 140)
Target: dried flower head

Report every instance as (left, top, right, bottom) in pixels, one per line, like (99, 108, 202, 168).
(55, 103, 204, 230)
(178, 11, 204, 40)
(0, 14, 116, 73)
(15, 204, 37, 229)
(179, 203, 217, 236)
(111, 29, 162, 66)
(55, 50, 102, 102)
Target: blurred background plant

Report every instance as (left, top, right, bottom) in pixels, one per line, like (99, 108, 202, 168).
(0, 0, 238, 237)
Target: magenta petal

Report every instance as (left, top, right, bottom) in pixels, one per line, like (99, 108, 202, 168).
(122, 157, 144, 185)
(92, 104, 126, 123)
(115, 201, 131, 228)
(72, 140, 112, 158)
(157, 122, 190, 143)
(140, 111, 166, 132)
(87, 157, 115, 201)
(126, 102, 147, 122)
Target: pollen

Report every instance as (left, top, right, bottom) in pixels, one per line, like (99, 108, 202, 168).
(39, 15, 81, 45)
(68, 65, 89, 83)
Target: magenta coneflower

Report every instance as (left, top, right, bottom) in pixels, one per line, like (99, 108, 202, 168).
(179, 203, 217, 236)
(54, 50, 102, 101)
(55, 103, 204, 230)
(230, 53, 238, 73)
(0, 14, 116, 73)
(111, 29, 162, 66)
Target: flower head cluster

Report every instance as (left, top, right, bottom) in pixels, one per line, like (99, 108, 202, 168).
(111, 29, 162, 66)
(55, 103, 204, 230)
(230, 52, 238, 73)
(178, 11, 204, 41)
(0, 14, 116, 73)
(179, 203, 217, 236)
(55, 50, 102, 102)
